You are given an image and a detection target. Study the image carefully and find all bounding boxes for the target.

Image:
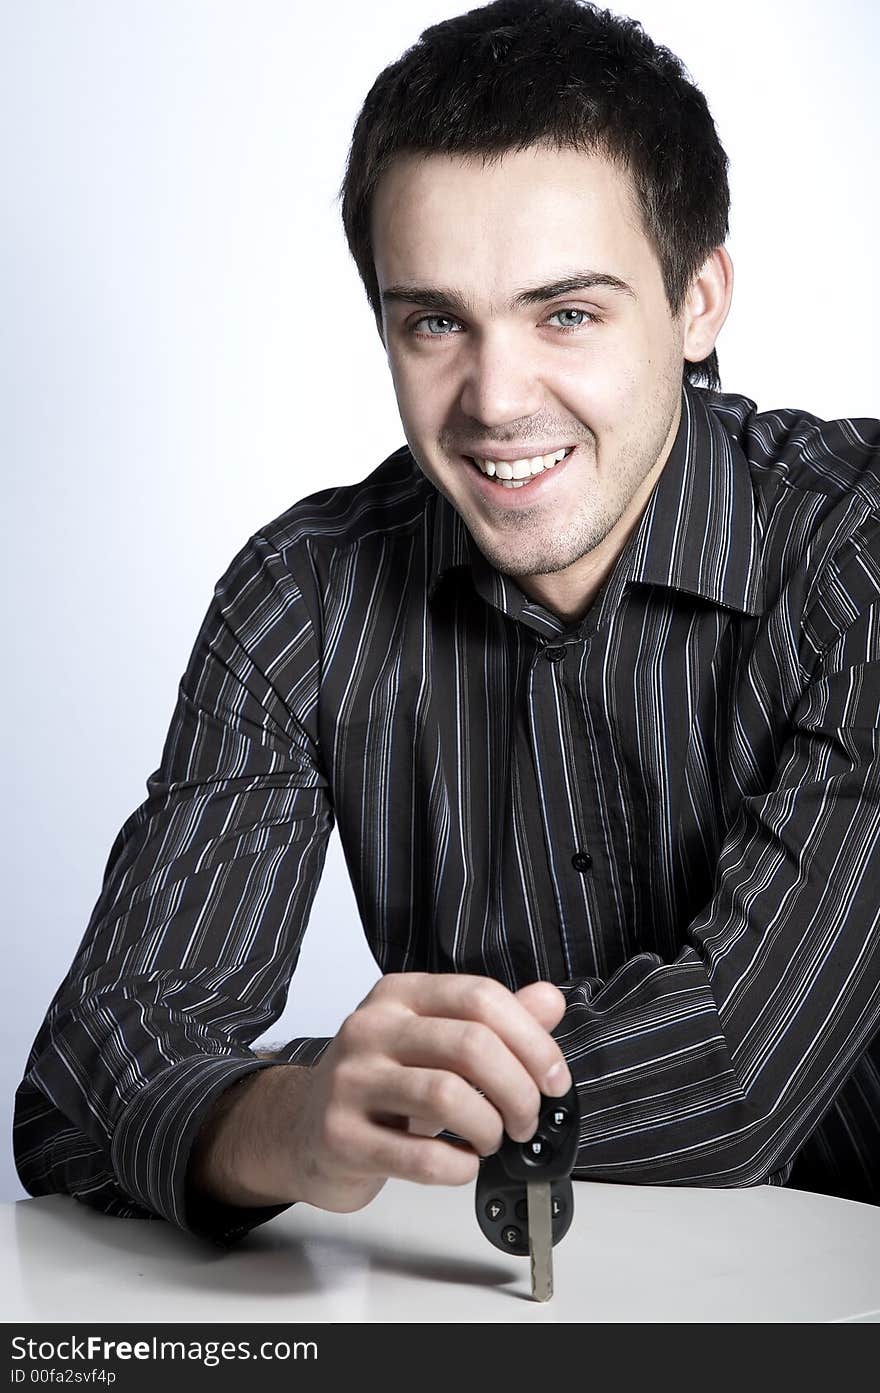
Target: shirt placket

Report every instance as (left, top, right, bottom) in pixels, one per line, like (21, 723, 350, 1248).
(525, 634, 605, 982)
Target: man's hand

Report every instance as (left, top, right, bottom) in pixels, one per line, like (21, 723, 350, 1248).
(190, 973, 571, 1217)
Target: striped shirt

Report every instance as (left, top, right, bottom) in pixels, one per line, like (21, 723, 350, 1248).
(14, 380, 880, 1246)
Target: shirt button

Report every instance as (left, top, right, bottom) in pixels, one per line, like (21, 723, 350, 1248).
(571, 850, 593, 872)
(544, 646, 567, 662)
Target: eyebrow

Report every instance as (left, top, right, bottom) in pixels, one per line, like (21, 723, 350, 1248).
(380, 271, 637, 317)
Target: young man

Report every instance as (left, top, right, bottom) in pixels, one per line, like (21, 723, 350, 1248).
(15, 0, 880, 1245)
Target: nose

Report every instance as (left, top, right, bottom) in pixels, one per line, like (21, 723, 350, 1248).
(457, 327, 545, 427)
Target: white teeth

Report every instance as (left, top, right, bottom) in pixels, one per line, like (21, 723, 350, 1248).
(474, 447, 570, 481)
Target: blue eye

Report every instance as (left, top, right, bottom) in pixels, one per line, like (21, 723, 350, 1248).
(412, 315, 461, 336)
(547, 309, 597, 331)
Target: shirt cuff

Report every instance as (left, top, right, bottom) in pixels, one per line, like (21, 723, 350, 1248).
(264, 1037, 333, 1066)
(110, 1055, 295, 1248)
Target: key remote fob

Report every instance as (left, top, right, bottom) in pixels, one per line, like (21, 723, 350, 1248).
(475, 1082, 579, 1271)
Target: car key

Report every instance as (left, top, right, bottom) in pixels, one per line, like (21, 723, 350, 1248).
(475, 1082, 579, 1301)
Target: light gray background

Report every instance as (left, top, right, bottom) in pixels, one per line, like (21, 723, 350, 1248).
(3, 0, 878, 1203)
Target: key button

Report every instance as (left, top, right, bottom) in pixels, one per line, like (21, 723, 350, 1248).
(484, 1197, 505, 1223)
(523, 1133, 552, 1166)
(502, 1225, 522, 1246)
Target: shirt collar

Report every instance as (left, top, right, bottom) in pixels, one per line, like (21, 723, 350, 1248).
(426, 380, 765, 623)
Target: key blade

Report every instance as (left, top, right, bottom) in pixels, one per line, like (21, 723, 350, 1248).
(527, 1181, 553, 1302)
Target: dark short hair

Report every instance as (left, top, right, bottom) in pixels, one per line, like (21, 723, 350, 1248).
(338, 0, 730, 390)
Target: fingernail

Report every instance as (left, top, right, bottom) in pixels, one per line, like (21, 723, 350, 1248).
(544, 1061, 570, 1095)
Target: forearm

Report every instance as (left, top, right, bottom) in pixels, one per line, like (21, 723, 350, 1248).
(187, 1062, 314, 1209)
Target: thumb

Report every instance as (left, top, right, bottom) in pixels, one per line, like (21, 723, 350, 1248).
(514, 979, 568, 1032)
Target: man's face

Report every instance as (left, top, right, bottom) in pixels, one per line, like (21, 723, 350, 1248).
(371, 143, 690, 618)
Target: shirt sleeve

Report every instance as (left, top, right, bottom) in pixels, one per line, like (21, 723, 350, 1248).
(557, 533, 880, 1189)
(13, 531, 336, 1247)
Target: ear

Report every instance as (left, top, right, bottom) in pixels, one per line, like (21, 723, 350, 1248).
(682, 246, 734, 364)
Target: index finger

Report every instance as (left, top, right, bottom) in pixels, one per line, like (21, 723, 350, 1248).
(378, 972, 572, 1096)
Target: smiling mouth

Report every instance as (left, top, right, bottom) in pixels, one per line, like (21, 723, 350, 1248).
(464, 446, 575, 489)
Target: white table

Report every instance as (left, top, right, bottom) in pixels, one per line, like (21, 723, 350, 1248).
(5, 1179, 880, 1322)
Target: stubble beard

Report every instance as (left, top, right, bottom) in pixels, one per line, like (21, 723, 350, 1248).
(471, 388, 681, 580)
(472, 489, 617, 579)
(466, 437, 639, 581)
